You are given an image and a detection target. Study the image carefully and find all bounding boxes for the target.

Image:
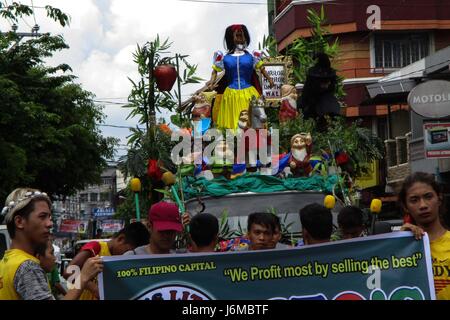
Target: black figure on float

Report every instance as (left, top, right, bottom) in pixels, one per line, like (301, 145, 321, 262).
(297, 52, 341, 128)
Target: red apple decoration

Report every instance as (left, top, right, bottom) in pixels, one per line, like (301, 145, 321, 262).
(153, 64, 177, 91)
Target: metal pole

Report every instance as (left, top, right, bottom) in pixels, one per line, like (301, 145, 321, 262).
(175, 54, 182, 118)
(148, 47, 156, 129)
(370, 213, 376, 235)
(134, 193, 141, 222)
(387, 104, 392, 139)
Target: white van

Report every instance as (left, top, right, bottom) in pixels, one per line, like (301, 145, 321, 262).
(0, 225, 11, 259)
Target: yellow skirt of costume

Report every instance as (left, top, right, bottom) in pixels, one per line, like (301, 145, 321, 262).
(212, 94, 222, 124)
(217, 86, 260, 130)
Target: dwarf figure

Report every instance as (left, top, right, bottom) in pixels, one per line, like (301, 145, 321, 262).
(279, 84, 298, 122)
(191, 93, 212, 120)
(237, 109, 249, 130)
(289, 133, 313, 177)
(211, 139, 234, 178)
(191, 93, 212, 136)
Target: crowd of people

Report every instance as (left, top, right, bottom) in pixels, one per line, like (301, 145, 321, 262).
(0, 172, 449, 300)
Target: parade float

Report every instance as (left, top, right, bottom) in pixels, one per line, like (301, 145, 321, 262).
(117, 10, 385, 246)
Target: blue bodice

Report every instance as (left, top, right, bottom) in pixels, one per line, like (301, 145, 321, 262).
(223, 52, 254, 90)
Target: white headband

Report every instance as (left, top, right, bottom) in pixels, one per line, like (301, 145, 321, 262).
(1, 191, 49, 223)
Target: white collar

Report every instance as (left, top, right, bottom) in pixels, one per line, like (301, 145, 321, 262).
(231, 51, 245, 57)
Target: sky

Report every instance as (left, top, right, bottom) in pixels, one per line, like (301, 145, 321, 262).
(1, 0, 270, 159)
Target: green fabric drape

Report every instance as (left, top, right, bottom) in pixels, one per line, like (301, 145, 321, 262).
(178, 174, 340, 200)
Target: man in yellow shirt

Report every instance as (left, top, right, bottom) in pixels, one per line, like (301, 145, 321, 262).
(0, 188, 102, 300)
(64, 222, 149, 300)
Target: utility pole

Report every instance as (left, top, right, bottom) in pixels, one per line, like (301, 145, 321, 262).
(2, 24, 43, 51)
(148, 45, 156, 130)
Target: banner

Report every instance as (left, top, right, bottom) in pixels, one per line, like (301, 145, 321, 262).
(424, 122, 450, 159)
(59, 219, 89, 234)
(99, 232, 435, 300)
(99, 219, 124, 234)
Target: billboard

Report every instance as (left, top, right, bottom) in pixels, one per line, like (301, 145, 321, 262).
(424, 122, 450, 159)
(93, 207, 115, 218)
(59, 219, 89, 234)
(99, 219, 124, 234)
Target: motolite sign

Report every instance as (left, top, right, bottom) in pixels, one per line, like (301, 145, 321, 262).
(408, 80, 450, 118)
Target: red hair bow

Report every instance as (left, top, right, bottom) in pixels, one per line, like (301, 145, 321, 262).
(231, 24, 243, 32)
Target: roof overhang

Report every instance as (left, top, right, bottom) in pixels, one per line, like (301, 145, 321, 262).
(364, 46, 450, 105)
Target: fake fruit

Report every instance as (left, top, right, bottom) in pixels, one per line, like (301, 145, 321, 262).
(162, 171, 176, 186)
(324, 195, 336, 209)
(370, 199, 382, 214)
(154, 64, 177, 91)
(130, 178, 141, 192)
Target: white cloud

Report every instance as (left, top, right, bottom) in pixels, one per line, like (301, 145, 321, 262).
(7, 0, 269, 157)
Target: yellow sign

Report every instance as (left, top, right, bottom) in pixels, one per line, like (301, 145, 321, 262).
(355, 161, 379, 189)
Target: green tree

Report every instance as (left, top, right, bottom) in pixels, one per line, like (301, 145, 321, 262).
(0, 1, 69, 27)
(287, 6, 344, 98)
(0, 4, 116, 205)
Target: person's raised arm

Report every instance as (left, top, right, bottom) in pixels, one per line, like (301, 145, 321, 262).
(63, 250, 91, 279)
(62, 256, 103, 300)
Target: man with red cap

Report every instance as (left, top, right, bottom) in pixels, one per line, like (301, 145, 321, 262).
(124, 202, 188, 255)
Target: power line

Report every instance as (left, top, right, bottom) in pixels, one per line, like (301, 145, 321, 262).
(20, 16, 33, 30)
(25, 1, 450, 7)
(97, 124, 146, 130)
(176, 0, 267, 4)
(30, 0, 37, 25)
(3, 0, 15, 28)
(4, 16, 13, 28)
(93, 100, 128, 105)
(95, 97, 129, 100)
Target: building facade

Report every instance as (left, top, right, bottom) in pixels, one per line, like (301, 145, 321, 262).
(271, 0, 450, 198)
(53, 164, 126, 237)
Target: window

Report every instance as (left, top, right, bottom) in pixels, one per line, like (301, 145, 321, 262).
(100, 192, 110, 202)
(90, 193, 98, 202)
(373, 33, 430, 69)
(80, 194, 88, 203)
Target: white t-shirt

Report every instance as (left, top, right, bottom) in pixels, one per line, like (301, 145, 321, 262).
(123, 245, 175, 255)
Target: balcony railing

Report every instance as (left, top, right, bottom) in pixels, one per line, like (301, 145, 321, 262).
(385, 133, 411, 186)
(276, 0, 292, 15)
